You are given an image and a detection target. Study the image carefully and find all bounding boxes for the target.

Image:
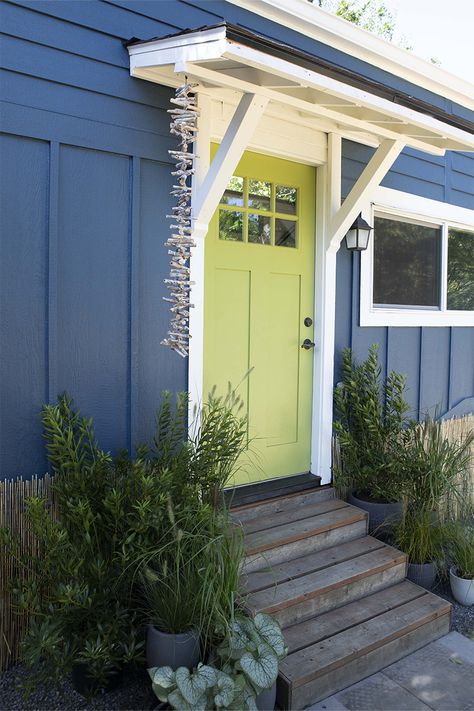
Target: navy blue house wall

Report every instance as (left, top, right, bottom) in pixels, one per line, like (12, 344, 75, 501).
(0, 0, 473, 478)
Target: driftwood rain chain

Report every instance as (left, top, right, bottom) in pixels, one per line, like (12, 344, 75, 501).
(161, 82, 200, 357)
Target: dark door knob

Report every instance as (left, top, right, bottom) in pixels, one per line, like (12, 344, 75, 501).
(301, 338, 316, 350)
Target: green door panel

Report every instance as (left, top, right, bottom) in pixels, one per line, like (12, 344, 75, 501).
(204, 148, 316, 486)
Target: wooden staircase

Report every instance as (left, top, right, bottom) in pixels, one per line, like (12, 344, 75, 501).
(232, 486, 451, 710)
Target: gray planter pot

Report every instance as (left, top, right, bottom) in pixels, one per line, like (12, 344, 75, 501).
(256, 682, 276, 710)
(407, 562, 436, 589)
(449, 566, 474, 606)
(348, 492, 403, 535)
(146, 625, 200, 670)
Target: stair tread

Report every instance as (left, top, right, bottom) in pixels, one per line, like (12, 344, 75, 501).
(279, 590, 451, 689)
(247, 544, 406, 615)
(234, 493, 342, 533)
(231, 485, 334, 521)
(245, 504, 367, 556)
(243, 535, 386, 594)
(283, 579, 426, 652)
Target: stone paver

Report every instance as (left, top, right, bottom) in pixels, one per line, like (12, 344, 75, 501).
(309, 632, 474, 711)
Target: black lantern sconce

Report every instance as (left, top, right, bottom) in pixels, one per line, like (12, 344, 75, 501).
(345, 213, 372, 251)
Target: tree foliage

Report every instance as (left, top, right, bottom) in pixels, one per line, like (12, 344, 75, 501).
(315, 0, 410, 47)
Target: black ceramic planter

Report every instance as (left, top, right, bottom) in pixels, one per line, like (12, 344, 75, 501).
(348, 492, 403, 535)
(407, 562, 436, 589)
(71, 663, 123, 698)
(146, 625, 200, 670)
(256, 682, 277, 710)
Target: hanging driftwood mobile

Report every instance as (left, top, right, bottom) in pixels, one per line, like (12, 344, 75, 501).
(161, 82, 200, 357)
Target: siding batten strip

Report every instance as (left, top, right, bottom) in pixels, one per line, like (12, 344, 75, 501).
(47, 141, 59, 404)
(129, 156, 140, 453)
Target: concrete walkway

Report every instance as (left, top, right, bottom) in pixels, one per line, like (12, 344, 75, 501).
(309, 632, 474, 711)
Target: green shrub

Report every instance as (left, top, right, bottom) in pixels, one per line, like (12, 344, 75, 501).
(6, 389, 248, 695)
(333, 344, 410, 502)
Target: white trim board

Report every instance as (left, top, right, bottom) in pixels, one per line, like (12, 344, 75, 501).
(360, 187, 474, 327)
(226, 0, 474, 112)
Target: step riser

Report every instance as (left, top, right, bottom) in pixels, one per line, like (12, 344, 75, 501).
(278, 612, 451, 710)
(266, 561, 407, 628)
(243, 519, 367, 574)
(233, 487, 335, 525)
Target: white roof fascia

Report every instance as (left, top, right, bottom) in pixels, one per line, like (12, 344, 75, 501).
(226, 0, 474, 113)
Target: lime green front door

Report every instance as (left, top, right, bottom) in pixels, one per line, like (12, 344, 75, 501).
(204, 150, 316, 486)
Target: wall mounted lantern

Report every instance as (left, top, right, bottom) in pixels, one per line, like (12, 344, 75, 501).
(345, 213, 372, 251)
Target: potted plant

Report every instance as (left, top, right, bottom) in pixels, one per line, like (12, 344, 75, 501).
(333, 345, 409, 533)
(394, 415, 473, 589)
(446, 522, 474, 606)
(140, 531, 202, 671)
(140, 388, 248, 671)
(148, 611, 288, 711)
(393, 508, 444, 589)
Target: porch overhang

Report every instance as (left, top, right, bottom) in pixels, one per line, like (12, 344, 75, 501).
(128, 23, 474, 157)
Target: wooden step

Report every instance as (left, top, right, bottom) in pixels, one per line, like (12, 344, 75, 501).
(232, 485, 335, 526)
(243, 502, 367, 574)
(246, 539, 407, 627)
(227, 473, 322, 508)
(277, 584, 451, 709)
(243, 536, 385, 594)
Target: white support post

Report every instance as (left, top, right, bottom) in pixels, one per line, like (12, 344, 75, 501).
(192, 92, 269, 227)
(311, 133, 341, 484)
(312, 135, 406, 484)
(188, 93, 211, 423)
(328, 138, 405, 250)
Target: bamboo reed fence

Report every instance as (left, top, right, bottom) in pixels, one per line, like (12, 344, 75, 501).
(1, 414, 473, 671)
(0, 474, 56, 671)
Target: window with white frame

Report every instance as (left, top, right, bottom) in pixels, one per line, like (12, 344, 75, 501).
(360, 188, 474, 327)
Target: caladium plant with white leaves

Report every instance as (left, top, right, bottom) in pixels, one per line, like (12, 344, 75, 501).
(148, 612, 288, 710)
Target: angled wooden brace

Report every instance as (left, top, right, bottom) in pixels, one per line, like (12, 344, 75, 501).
(190, 91, 269, 229)
(328, 138, 406, 251)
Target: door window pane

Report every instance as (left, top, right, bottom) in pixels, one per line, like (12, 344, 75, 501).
(220, 176, 244, 206)
(447, 228, 474, 310)
(276, 186, 297, 215)
(248, 180, 271, 211)
(275, 218, 296, 248)
(373, 216, 441, 307)
(248, 214, 271, 245)
(219, 210, 243, 241)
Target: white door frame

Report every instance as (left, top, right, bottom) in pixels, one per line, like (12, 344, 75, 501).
(188, 95, 405, 484)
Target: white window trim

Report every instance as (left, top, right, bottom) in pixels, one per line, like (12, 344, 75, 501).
(360, 187, 474, 327)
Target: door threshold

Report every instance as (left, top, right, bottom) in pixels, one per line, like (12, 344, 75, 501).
(225, 472, 322, 508)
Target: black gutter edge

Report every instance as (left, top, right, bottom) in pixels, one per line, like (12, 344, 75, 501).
(126, 22, 474, 137)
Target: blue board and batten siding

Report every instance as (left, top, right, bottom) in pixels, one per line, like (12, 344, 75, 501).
(0, 0, 473, 478)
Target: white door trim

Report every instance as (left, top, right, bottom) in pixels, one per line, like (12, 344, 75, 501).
(188, 98, 406, 485)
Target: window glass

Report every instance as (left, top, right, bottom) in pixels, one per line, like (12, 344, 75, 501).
(447, 228, 474, 311)
(275, 218, 296, 248)
(248, 180, 271, 211)
(276, 186, 297, 215)
(220, 176, 244, 206)
(248, 214, 271, 245)
(219, 210, 243, 241)
(373, 216, 441, 307)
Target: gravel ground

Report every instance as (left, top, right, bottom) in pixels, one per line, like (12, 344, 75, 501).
(433, 576, 474, 640)
(1, 586, 472, 711)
